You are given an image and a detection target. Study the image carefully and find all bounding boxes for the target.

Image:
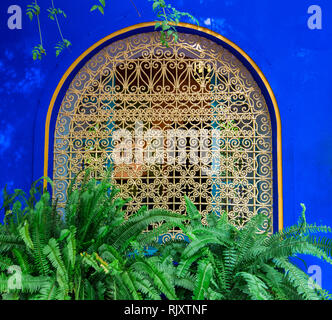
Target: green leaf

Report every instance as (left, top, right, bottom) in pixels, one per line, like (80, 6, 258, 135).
(173, 32, 179, 42)
(27, 12, 33, 21)
(153, 2, 160, 10)
(98, 6, 104, 15)
(59, 229, 70, 241)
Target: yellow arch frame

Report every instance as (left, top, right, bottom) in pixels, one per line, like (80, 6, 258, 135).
(43, 22, 283, 230)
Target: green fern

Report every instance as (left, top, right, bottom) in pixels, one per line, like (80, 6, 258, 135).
(172, 199, 332, 300)
(2, 173, 332, 301)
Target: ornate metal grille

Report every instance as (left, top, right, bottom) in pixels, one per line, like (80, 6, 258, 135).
(53, 32, 273, 237)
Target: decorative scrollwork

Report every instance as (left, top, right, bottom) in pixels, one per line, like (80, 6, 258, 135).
(53, 32, 273, 237)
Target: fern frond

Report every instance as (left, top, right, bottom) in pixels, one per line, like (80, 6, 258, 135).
(43, 238, 68, 290)
(21, 275, 50, 294)
(132, 258, 178, 300)
(207, 287, 224, 300)
(223, 248, 237, 291)
(121, 270, 142, 300)
(31, 224, 50, 276)
(0, 255, 13, 271)
(184, 196, 201, 227)
(274, 258, 321, 300)
(134, 277, 161, 300)
(236, 272, 272, 300)
(12, 248, 31, 274)
(306, 236, 332, 260)
(66, 226, 77, 270)
(112, 209, 187, 251)
(34, 279, 58, 300)
(0, 233, 24, 253)
(236, 214, 266, 264)
(0, 273, 9, 293)
(192, 260, 213, 300)
(18, 221, 34, 250)
(177, 253, 202, 278)
(175, 274, 196, 292)
(181, 235, 226, 260)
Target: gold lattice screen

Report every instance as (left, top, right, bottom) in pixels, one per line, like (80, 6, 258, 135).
(53, 32, 273, 237)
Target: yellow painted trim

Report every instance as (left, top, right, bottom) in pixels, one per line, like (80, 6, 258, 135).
(44, 21, 283, 230)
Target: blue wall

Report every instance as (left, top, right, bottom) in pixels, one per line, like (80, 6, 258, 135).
(1, 0, 332, 291)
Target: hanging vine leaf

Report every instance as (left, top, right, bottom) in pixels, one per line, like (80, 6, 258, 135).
(26, 0, 197, 61)
(32, 45, 46, 61)
(55, 39, 72, 57)
(151, 0, 199, 47)
(91, 0, 106, 15)
(26, 2, 40, 21)
(47, 7, 67, 20)
(49, 1, 71, 58)
(27, 1, 46, 60)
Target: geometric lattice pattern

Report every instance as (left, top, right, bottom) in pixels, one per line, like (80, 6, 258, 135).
(53, 32, 273, 238)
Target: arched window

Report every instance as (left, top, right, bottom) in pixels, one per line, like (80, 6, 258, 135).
(47, 23, 282, 239)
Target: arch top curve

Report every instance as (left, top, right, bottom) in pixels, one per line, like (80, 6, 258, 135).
(44, 22, 283, 232)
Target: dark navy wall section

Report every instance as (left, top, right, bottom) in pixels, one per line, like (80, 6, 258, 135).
(1, 0, 332, 290)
